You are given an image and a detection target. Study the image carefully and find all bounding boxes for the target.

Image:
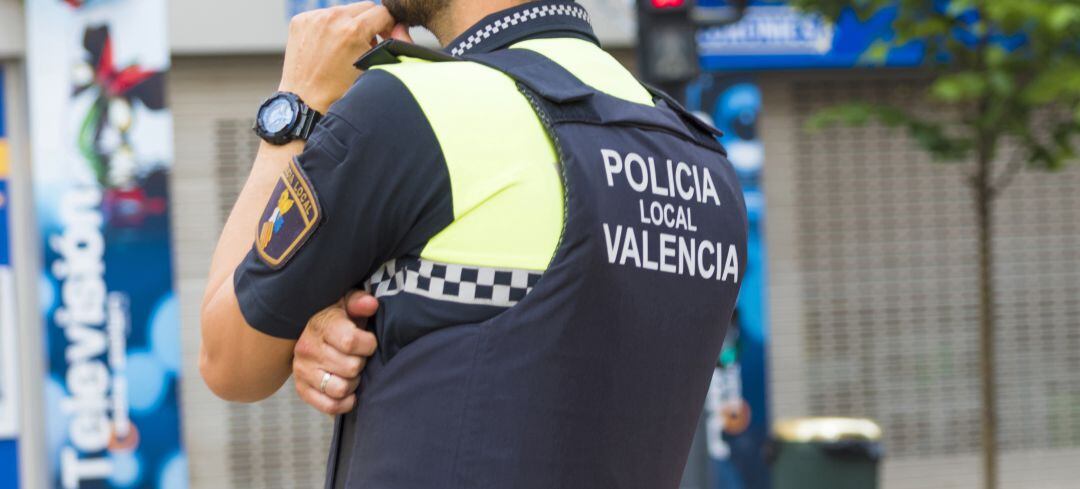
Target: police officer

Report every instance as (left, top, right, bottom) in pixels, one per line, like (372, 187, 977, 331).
(199, 0, 747, 488)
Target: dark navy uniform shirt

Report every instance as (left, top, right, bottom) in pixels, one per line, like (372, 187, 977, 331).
(234, 4, 605, 486)
(234, 0, 599, 345)
(234, 3, 748, 488)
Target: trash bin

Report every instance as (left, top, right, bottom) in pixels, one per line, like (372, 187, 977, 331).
(770, 417, 883, 489)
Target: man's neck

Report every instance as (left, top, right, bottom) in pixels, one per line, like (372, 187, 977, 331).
(430, 0, 529, 46)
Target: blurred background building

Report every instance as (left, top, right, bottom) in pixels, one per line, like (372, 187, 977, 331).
(0, 0, 1078, 488)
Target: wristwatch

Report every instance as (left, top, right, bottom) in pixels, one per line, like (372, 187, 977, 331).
(253, 92, 323, 145)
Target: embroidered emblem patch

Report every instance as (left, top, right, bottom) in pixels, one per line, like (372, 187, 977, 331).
(255, 159, 321, 269)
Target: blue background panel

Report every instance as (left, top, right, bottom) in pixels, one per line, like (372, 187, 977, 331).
(697, 0, 924, 71)
(0, 432, 16, 489)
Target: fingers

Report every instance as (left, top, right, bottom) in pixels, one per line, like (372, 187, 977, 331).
(305, 302, 345, 335)
(292, 292, 378, 415)
(305, 303, 376, 356)
(319, 340, 369, 378)
(296, 331, 366, 376)
(293, 307, 369, 415)
(336, 1, 376, 16)
(295, 360, 361, 400)
(290, 2, 373, 30)
(379, 23, 413, 43)
(295, 378, 356, 415)
(346, 290, 379, 319)
(292, 2, 391, 52)
(323, 313, 377, 356)
(352, 5, 395, 40)
(389, 23, 413, 43)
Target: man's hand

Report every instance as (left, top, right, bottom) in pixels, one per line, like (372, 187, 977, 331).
(279, 1, 410, 113)
(293, 290, 380, 414)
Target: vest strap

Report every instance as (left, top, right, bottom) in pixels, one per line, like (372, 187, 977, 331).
(465, 49, 595, 103)
(466, 48, 725, 150)
(354, 39, 457, 70)
(643, 83, 725, 139)
(357, 41, 725, 151)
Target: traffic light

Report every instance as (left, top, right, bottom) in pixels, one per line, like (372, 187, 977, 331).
(636, 0, 699, 87)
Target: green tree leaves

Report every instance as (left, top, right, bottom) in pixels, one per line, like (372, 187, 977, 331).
(788, 5, 1079, 489)
(796, 0, 1079, 180)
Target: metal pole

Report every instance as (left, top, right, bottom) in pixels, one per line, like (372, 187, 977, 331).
(6, 61, 49, 489)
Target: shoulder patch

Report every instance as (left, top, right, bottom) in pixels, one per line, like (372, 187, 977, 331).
(255, 159, 322, 269)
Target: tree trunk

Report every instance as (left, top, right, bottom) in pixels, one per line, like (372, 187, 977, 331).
(975, 151, 998, 489)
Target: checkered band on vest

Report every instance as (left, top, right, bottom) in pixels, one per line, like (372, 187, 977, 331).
(365, 258, 543, 307)
(449, 3, 591, 56)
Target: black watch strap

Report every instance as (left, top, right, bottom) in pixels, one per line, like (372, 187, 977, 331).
(292, 103, 323, 142)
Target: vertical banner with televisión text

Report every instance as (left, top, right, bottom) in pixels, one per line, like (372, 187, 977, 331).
(0, 65, 21, 489)
(26, 1, 187, 488)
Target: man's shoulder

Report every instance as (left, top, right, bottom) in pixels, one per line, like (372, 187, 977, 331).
(372, 59, 519, 97)
(329, 69, 428, 134)
(326, 60, 513, 144)
(337, 58, 497, 113)
(328, 59, 527, 148)
(306, 68, 448, 197)
(320, 68, 448, 167)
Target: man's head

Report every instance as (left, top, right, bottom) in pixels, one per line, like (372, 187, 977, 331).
(382, 0, 450, 29)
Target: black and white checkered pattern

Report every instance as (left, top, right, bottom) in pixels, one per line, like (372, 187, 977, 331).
(449, 3, 591, 56)
(366, 258, 543, 307)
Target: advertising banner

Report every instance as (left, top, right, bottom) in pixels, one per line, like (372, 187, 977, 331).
(686, 76, 770, 489)
(696, 0, 924, 71)
(26, 2, 187, 488)
(0, 65, 21, 488)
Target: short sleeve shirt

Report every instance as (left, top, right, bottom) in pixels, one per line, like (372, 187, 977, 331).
(234, 0, 599, 343)
(234, 69, 453, 339)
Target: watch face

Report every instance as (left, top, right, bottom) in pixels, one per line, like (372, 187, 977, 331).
(261, 97, 296, 134)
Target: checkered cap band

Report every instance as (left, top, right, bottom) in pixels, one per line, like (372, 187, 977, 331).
(366, 258, 543, 307)
(449, 3, 591, 56)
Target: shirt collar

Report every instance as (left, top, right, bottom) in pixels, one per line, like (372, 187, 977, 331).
(445, 0, 599, 57)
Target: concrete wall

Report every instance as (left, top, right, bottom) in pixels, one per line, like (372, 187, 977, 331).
(0, 0, 24, 59)
(759, 68, 1080, 489)
(169, 0, 290, 54)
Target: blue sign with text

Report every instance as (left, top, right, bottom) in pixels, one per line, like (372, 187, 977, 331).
(697, 0, 924, 71)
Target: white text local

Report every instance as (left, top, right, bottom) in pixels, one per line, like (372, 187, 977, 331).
(640, 199, 697, 232)
(601, 148, 722, 206)
(603, 224, 739, 283)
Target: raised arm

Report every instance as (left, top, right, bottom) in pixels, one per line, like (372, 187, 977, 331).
(199, 3, 399, 402)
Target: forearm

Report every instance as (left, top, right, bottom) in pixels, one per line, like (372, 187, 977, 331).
(198, 2, 399, 403)
(204, 140, 305, 303)
(201, 0, 398, 341)
(200, 281, 295, 402)
(199, 141, 303, 402)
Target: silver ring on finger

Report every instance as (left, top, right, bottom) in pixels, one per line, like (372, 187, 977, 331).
(319, 371, 333, 394)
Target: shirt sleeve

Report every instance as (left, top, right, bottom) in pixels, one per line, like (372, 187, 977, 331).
(234, 70, 454, 339)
